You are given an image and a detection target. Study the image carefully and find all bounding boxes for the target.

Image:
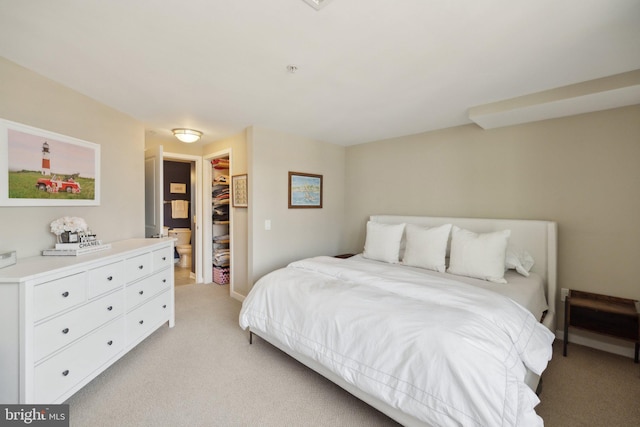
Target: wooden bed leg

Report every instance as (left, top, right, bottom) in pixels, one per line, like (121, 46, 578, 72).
(249, 331, 253, 345)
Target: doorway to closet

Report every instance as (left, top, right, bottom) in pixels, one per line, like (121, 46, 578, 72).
(203, 148, 234, 293)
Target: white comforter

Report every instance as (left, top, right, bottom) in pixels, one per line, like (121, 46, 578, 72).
(239, 256, 555, 426)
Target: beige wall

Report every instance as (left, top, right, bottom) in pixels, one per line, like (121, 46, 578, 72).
(345, 105, 640, 324)
(248, 127, 346, 283)
(0, 58, 145, 258)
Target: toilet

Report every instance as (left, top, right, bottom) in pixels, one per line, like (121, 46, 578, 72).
(168, 228, 191, 268)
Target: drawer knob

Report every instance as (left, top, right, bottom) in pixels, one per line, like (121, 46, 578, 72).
(138, 265, 144, 270)
(62, 328, 69, 334)
(162, 279, 167, 283)
(162, 256, 166, 261)
(107, 276, 113, 281)
(139, 320, 144, 325)
(162, 304, 167, 309)
(61, 291, 69, 298)
(62, 370, 70, 377)
(107, 306, 113, 311)
(139, 290, 144, 295)
(107, 340, 113, 346)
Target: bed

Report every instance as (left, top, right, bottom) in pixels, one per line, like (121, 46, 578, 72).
(239, 215, 557, 426)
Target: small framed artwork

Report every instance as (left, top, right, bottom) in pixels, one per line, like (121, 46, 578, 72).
(170, 183, 186, 194)
(232, 174, 248, 207)
(288, 172, 322, 208)
(0, 118, 101, 206)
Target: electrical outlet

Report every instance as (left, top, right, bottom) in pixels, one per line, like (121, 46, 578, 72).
(561, 288, 569, 302)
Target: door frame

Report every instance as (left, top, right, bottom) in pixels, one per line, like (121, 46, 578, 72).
(203, 148, 233, 293)
(164, 151, 204, 284)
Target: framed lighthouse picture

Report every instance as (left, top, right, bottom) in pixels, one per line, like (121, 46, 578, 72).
(0, 119, 100, 206)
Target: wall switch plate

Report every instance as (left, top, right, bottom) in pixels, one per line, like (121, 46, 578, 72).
(561, 288, 569, 302)
(264, 219, 271, 231)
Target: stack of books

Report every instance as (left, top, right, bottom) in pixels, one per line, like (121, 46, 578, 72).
(42, 234, 111, 256)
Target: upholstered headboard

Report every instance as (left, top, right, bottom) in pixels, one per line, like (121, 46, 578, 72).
(370, 215, 558, 331)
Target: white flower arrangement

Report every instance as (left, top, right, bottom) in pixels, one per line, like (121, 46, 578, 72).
(50, 216, 89, 236)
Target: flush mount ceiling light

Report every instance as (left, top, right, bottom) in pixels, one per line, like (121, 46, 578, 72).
(172, 128, 202, 143)
(302, 0, 335, 11)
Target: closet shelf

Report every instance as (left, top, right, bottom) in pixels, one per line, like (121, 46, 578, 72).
(214, 220, 230, 225)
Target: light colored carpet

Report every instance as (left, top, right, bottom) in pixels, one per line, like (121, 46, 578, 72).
(66, 283, 640, 426)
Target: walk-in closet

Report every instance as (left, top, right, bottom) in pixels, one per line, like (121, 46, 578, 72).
(211, 156, 230, 285)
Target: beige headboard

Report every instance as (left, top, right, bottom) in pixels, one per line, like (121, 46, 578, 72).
(370, 215, 558, 331)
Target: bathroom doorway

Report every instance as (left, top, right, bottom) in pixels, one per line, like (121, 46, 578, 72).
(163, 152, 204, 285)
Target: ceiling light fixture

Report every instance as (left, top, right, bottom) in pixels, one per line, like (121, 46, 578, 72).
(172, 128, 202, 143)
(302, 0, 335, 11)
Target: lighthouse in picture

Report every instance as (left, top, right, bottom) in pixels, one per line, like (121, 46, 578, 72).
(41, 141, 51, 175)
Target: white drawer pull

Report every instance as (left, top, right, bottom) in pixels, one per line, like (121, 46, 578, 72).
(61, 291, 69, 298)
(62, 370, 69, 376)
(62, 328, 69, 334)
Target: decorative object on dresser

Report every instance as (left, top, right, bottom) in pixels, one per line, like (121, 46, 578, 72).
(44, 216, 111, 256)
(563, 289, 640, 362)
(0, 250, 17, 269)
(0, 238, 175, 404)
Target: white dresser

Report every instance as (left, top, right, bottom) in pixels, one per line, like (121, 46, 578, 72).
(0, 238, 175, 404)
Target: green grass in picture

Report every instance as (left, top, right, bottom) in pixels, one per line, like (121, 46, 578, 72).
(8, 170, 95, 200)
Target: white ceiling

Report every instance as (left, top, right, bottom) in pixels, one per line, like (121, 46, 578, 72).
(1, 0, 639, 146)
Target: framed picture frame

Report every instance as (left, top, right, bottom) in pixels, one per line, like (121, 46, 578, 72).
(0, 118, 101, 206)
(288, 171, 322, 208)
(232, 174, 248, 207)
(170, 183, 186, 194)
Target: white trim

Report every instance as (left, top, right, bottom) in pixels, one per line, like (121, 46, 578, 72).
(230, 291, 245, 302)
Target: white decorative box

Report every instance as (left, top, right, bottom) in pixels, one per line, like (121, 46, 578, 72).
(0, 250, 17, 269)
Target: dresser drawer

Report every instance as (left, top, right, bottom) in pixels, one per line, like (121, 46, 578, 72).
(126, 290, 171, 346)
(34, 289, 125, 361)
(125, 252, 153, 283)
(87, 261, 124, 299)
(34, 317, 125, 403)
(34, 273, 86, 321)
(125, 268, 171, 311)
(153, 246, 173, 272)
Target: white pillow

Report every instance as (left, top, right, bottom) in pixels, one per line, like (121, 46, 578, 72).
(362, 221, 405, 263)
(505, 247, 535, 277)
(447, 226, 511, 283)
(402, 224, 452, 272)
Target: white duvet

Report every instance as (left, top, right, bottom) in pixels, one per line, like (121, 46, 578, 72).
(239, 256, 555, 426)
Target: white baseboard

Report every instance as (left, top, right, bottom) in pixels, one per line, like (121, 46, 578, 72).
(555, 329, 636, 359)
(231, 291, 245, 302)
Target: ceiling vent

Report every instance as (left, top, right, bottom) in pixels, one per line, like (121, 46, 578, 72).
(302, 0, 335, 11)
